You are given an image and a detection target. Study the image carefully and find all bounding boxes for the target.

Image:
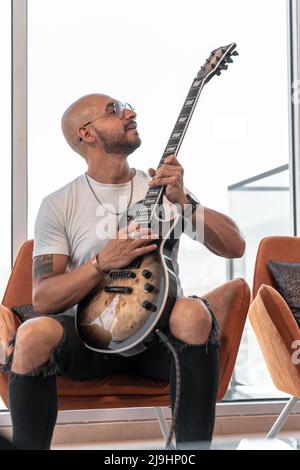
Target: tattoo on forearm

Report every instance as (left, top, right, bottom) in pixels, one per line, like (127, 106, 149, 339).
(33, 254, 54, 281)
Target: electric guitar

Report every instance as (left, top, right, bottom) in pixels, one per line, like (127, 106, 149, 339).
(76, 42, 238, 356)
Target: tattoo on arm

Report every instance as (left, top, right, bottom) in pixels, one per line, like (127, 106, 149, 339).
(33, 254, 54, 282)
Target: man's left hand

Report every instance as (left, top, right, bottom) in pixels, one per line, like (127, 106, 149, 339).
(148, 155, 188, 208)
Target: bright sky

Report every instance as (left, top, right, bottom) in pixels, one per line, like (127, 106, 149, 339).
(27, 0, 289, 235)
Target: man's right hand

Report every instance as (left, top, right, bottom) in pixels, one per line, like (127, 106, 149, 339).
(97, 223, 159, 272)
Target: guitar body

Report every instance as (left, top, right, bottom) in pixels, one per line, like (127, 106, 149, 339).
(75, 42, 238, 356)
(76, 203, 180, 356)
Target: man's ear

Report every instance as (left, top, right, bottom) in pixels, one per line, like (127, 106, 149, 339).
(77, 126, 94, 143)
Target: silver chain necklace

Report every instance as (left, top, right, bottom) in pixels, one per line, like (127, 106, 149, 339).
(85, 168, 135, 216)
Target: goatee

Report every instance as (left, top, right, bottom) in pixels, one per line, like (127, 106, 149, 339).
(96, 129, 141, 155)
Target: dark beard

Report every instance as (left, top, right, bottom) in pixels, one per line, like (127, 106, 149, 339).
(95, 129, 141, 155)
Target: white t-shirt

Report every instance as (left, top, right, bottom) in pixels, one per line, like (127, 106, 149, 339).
(33, 169, 198, 297)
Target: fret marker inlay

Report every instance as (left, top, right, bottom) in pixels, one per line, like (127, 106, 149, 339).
(172, 132, 181, 139)
(184, 99, 195, 106)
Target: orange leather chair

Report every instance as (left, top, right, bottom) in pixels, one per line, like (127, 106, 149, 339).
(249, 236, 300, 438)
(0, 240, 250, 443)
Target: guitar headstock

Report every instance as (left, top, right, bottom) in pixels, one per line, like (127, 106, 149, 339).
(197, 42, 238, 82)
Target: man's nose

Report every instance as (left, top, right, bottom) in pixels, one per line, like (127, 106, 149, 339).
(124, 107, 136, 119)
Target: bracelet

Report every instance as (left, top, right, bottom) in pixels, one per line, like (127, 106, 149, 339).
(91, 255, 105, 275)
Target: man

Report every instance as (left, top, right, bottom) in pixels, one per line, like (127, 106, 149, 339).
(7, 94, 245, 450)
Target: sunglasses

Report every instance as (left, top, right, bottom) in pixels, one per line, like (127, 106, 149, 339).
(79, 102, 135, 142)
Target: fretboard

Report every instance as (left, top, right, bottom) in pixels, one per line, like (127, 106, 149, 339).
(135, 76, 205, 226)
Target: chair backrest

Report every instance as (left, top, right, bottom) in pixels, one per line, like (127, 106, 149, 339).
(252, 236, 300, 299)
(2, 240, 34, 309)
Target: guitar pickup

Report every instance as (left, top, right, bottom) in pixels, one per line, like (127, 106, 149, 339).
(104, 286, 133, 294)
(109, 270, 136, 279)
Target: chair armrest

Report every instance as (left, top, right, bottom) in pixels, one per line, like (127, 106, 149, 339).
(0, 304, 21, 364)
(249, 284, 300, 396)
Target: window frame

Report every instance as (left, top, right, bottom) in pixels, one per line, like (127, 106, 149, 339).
(11, 0, 28, 265)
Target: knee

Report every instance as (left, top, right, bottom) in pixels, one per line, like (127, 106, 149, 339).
(169, 297, 212, 345)
(14, 317, 64, 360)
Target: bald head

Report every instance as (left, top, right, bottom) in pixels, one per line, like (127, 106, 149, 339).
(61, 94, 112, 158)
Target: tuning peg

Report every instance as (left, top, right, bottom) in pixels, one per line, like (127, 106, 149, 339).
(232, 50, 239, 56)
(226, 57, 233, 63)
(216, 70, 222, 76)
(221, 64, 228, 70)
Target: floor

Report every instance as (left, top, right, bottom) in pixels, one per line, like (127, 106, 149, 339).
(52, 433, 300, 450)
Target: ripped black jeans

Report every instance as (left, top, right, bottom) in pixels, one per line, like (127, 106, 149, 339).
(3, 297, 220, 450)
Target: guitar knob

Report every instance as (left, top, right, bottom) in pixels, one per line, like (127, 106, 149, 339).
(142, 300, 157, 312)
(144, 283, 155, 293)
(142, 270, 152, 279)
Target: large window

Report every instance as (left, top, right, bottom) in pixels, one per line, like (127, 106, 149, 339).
(28, 0, 290, 400)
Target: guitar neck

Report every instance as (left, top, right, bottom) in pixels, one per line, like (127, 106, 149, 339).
(135, 76, 205, 225)
(159, 77, 205, 165)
